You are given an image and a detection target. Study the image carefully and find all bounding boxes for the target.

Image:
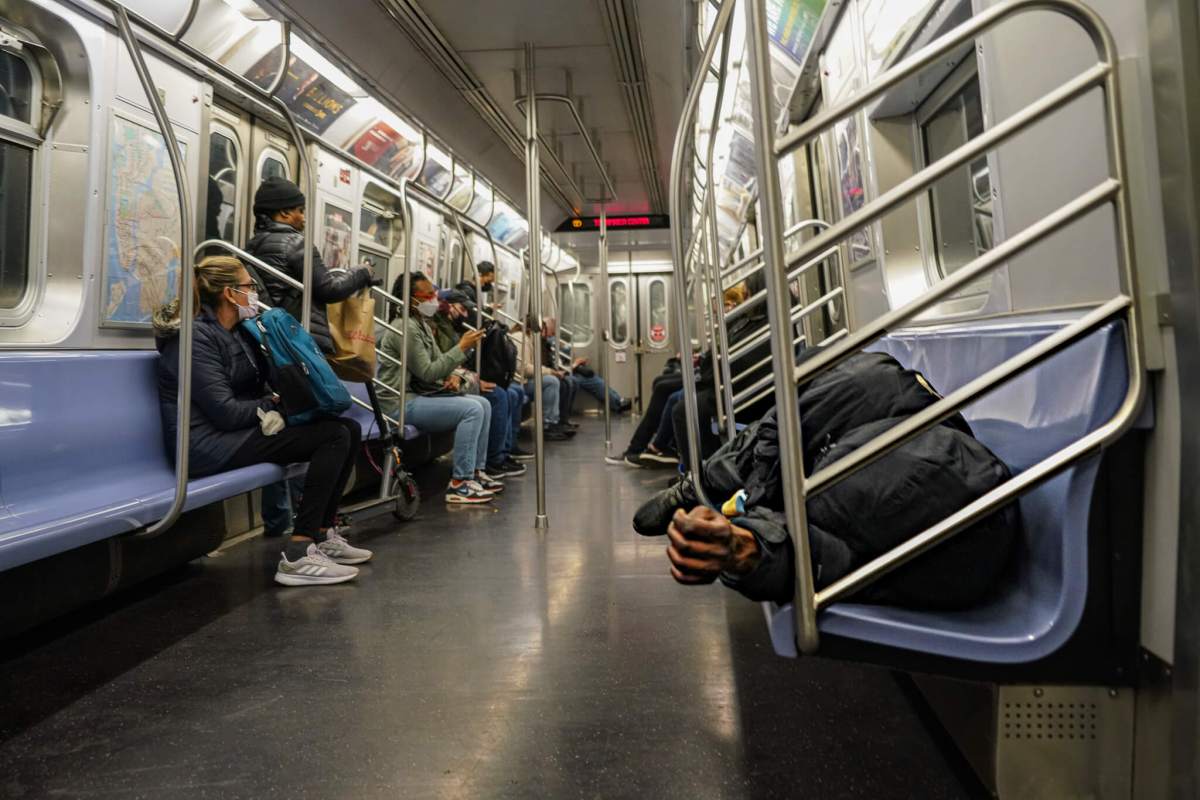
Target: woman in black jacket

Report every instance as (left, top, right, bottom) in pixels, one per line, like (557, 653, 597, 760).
(155, 256, 371, 587)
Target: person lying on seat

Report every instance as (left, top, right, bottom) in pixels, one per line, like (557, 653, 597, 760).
(378, 273, 504, 504)
(634, 351, 1019, 610)
(154, 256, 371, 587)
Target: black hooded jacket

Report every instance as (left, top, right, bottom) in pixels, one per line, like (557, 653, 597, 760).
(245, 217, 371, 353)
(156, 309, 278, 477)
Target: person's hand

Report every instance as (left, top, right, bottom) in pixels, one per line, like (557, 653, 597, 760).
(480, 380, 497, 392)
(573, 357, 588, 368)
(257, 407, 285, 437)
(665, 506, 760, 585)
(444, 374, 463, 392)
(458, 328, 485, 352)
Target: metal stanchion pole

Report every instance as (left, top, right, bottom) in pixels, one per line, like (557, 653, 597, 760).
(525, 43, 549, 529)
(599, 207, 611, 453)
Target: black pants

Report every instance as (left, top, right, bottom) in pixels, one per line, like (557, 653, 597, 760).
(226, 417, 362, 537)
(624, 373, 684, 456)
(673, 384, 775, 470)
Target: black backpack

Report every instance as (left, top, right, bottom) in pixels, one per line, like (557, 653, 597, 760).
(479, 323, 518, 388)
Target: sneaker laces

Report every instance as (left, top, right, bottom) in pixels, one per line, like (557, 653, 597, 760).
(305, 544, 339, 566)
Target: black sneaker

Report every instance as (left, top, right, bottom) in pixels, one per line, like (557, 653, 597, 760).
(549, 423, 577, 438)
(510, 446, 535, 461)
(604, 453, 643, 468)
(564, 420, 581, 430)
(544, 427, 570, 441)
(639, 448, 680, 469)
(632, 475, 700, 536)
(616, 399, 633, 414)
(488, 459, 527, 477)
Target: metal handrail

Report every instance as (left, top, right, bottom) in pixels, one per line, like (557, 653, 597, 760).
(726, 245, 840, 324)
(728, 284, 844, 362)
(513, 94, 618, 202)
(111, 4, 194, 540)
(732, 0, 1143, 655)
(668, 0, 737, 508)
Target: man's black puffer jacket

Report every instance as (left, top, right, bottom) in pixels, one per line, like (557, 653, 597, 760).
(245, 217, 371, 354)
(156, 310, 278, 477)
(722, 416, 1018, 610)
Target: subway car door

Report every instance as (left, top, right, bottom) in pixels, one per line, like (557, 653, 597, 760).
(605, 275, 638, 408)
(635, 273, 673, 406)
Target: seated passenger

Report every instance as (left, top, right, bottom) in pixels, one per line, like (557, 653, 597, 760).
(245, 176, 379, 539)
(540, 316, 631, 420)
(433, 290, 527, 478)
(455, 260, 496, 308)
(154, 256, 371, 587)
(378, 273, 504, 504)
(520, 318, 574, 441)
(634, 351, 1019, 609)
(607, 357, 685, 468)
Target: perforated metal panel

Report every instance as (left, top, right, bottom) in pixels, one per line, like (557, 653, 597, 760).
(1002, 698, 1100, 741)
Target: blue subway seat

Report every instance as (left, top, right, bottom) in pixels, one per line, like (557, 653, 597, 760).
(0, 350, 362, 573)
(762, 312, 1147, 665)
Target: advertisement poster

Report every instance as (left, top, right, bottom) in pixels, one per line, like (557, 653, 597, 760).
(351, 121, 421, 180)
(416, 239, 438, 277)
(767, 0, 827, 65)
(835, 114, 873, 263)
(322, 203, 353, 269)
(247, 47, 356, 134)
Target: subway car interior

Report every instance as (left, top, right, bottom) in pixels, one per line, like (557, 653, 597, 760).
(1, 0, 1199, 797)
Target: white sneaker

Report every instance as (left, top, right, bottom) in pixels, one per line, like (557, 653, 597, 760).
(275, 544, 359, 586)
(474, 471, 505, 494)
(317, 531, 373, 565)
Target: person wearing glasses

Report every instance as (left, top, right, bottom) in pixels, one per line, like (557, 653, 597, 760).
(154, 256, 371, 587)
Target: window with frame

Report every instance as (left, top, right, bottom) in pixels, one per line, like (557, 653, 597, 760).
(206, 128, 240, 243)
(609, 279, 630, 346)
(0, 48, 36, 313)
(920, 71, 994, 279)
(558, 282, 593, 347)
(259, 149, 289, 183)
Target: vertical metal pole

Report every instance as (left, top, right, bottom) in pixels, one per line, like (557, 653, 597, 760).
(272, 101, 316, 333)
(114, 4, 194, 536)
(708, 188, 737, 440)
(745, 0, 818, 654)
(525, 43, 549, 529)
(599, 206, 611, 453)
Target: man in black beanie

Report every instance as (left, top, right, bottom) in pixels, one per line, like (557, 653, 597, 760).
(245, 175, 378, 354)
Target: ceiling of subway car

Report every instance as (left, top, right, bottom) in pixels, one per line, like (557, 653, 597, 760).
(266, 0, 689, 229)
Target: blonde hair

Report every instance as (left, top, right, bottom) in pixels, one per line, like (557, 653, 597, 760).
(152, 255, 247, 335)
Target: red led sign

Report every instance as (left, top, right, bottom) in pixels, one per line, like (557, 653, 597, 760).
(556, 214, 670, 232)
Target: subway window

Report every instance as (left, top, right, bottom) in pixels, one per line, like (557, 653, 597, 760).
(206, 128, 240, 243)
(920, 70, 994, 278)
(648, 278, 668, 347)
(558, 282, 593, 346)
(0, 48, 36, 314)
(259, 149, 289, 183)
(610, 279, 629, 346)
(0, 50, 33, 123)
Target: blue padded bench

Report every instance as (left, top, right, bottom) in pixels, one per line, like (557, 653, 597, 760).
(0, 350, 384, 573)
(762, 312, 1148, 674)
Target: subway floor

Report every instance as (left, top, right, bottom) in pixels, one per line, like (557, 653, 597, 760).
(0, 417, 983, 799)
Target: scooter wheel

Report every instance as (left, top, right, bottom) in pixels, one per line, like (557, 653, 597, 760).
(391, 468, 420, 521)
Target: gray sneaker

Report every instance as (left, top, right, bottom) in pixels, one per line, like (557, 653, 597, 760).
(275, 544, 359, 586)
(317, 531, 373, 565)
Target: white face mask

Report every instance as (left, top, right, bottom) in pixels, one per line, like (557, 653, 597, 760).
(235, 289, 259, 321)
(416, 299, 439, 318)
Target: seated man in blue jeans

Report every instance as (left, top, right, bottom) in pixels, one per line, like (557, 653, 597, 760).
(521, 324, 573, 440)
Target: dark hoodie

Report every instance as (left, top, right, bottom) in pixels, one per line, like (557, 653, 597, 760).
(245, 217, 372, 354)
(155, 306, 278, 476)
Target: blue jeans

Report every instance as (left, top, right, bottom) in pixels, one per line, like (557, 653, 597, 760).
(503, 384, 523, 453)
(652, 389, 682, 453)
(261, 475, 305, 536)
(405, 394, 491, 480)
(523, 375, 561, 425)
(483, 385, 523, 464)
(573, 373, 622, 411)
(559, 374, 579, 421)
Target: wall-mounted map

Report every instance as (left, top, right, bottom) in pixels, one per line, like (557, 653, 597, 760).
(101, 116, 187, 328)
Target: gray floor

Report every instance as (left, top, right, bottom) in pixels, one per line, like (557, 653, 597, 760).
(0, 417, 981, 799)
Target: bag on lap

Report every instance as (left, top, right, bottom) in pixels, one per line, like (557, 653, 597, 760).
(243, 307, 352, 425)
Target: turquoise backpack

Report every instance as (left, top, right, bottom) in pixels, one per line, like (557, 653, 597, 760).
(242, 307, 352, 425)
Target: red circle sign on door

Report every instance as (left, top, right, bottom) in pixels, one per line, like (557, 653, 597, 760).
(649, 323, 666, 343)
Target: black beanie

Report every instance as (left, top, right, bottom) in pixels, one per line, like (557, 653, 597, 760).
(476, 260, 495, 275)
(253, 176, 305, 215)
